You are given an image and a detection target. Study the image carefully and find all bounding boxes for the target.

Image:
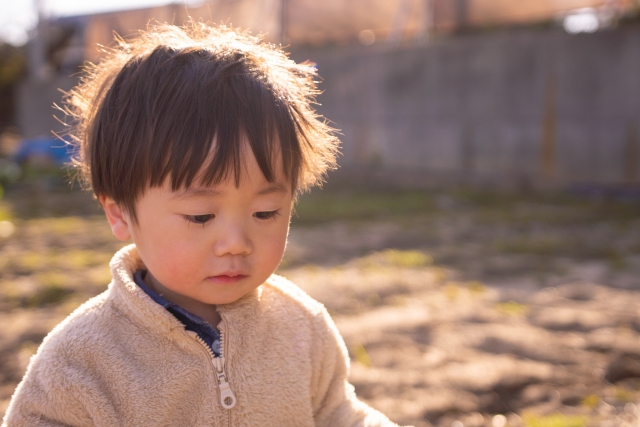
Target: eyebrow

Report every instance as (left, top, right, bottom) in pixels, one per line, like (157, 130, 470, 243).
(170, 188, 221, 200)
(171, 183, 288, 199)
(256, 183, 288, 195)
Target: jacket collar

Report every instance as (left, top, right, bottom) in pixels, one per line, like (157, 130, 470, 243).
(108, 244, 263, 336)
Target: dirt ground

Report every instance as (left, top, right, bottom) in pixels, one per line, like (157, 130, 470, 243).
(0, 183, 639, 427)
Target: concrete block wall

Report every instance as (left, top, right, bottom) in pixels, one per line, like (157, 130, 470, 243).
(291, 24, 640, 188)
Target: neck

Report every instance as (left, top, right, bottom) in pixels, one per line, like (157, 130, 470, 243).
(143, 272, 221, 327)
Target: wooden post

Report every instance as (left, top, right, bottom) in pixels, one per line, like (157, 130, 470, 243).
(28, 0, 47, 81)
(541, 75, 557, 183)
(387, 0, 414, 46)
(624, 123, 638, 183)
(280, 0, 288, 44)
(455, 0, 468, 32)
(421, 0, 434, 42)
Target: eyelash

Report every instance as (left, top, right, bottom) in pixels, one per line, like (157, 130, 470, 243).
(254, 210, 280, 220)
(184, 214, 214, 226)
(183, 210, 280, 226)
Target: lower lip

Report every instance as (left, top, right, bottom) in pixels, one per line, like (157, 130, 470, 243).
(207, 275, 248, 285)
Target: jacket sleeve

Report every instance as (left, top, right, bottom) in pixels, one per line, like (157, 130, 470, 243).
(2, 339, 107, 427)
(310, 307, 410, 427)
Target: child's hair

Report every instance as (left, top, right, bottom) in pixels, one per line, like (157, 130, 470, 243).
(65, 22, 339, 221)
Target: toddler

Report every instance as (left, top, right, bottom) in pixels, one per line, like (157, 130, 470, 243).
(3, 23, 408, 427)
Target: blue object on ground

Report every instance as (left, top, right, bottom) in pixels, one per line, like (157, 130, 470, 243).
(13, 136, 74, 166)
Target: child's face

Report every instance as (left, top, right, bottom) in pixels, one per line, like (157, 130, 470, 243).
(102, 147, 293, 307)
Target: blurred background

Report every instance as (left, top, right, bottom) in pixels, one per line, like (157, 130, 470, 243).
(1, 1, 640, 426)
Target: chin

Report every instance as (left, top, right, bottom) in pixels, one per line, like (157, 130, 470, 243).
(210, 291, 255, 306)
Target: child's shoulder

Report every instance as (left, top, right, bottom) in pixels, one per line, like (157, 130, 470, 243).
(17, 289, 119, 383)
(261, 273, 326, 317)
(36, 289, 115, 352)
(223, 274, 343, 352)
(249, 274, 329, 323)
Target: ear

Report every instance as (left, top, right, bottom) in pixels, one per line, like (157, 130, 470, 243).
(99, 196, 132, 241)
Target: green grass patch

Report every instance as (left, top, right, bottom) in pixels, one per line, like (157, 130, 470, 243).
(607, 251, 628, 270)
(63, 250, 106, 269)
(12, 249, 109, 273)
(45, 217, 89, 235)
(23, 284, 73, 307)
(17, 251, 46, 272)
(19, 340, 39, 356)
(443, 280, 487, 298)
(445, 283, 459, 300)
(494, 237, 578, 256)
(496, 301, 530, 316)
(522, 413, 587, 427)
(35, 271, 66, 289)
(581, 393, 600, 409)
(291, 187, 640, 230)
(467, 280, 487, 295)
(356, 249, 433, 269)
(0, 204, 12, 221)
(293, 191, 435, 224)
(615, 387, 636, 402)
(383, 249, 432, 267)
(494, 237, 626, 260)
(351, 343, 371, 367)
(455, 187, 640, 225)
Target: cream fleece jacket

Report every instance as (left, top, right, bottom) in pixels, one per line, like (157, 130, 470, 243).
(3, 245, 406, 427)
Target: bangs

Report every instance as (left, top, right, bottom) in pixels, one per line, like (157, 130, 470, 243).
(148, 50, 300, 192)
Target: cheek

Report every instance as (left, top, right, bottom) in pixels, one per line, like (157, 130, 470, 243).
(142, 232, 205, 282)
(258, 222, 289, 264)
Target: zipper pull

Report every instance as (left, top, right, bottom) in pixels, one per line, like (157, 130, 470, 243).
(213, 357, 237, 409)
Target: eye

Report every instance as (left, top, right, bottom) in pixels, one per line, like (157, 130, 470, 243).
(184, 214, 214, 225)
(254, 210, 280, 220)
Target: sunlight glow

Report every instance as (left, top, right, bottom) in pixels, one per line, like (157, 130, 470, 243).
(0, 0, 202, 46)
(563, 8, 600, 34)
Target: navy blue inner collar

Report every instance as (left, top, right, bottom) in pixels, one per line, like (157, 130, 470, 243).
(133, 270, 221, 356)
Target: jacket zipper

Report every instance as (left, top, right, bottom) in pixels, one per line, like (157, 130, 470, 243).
(185, 315, 236, 425)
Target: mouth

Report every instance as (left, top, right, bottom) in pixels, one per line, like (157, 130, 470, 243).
(207, 274, 248, 285)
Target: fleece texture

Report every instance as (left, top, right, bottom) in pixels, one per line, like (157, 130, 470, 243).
(3, 245, 406, 427)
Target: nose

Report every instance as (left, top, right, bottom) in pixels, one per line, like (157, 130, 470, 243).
(213, 221, 252, 257)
